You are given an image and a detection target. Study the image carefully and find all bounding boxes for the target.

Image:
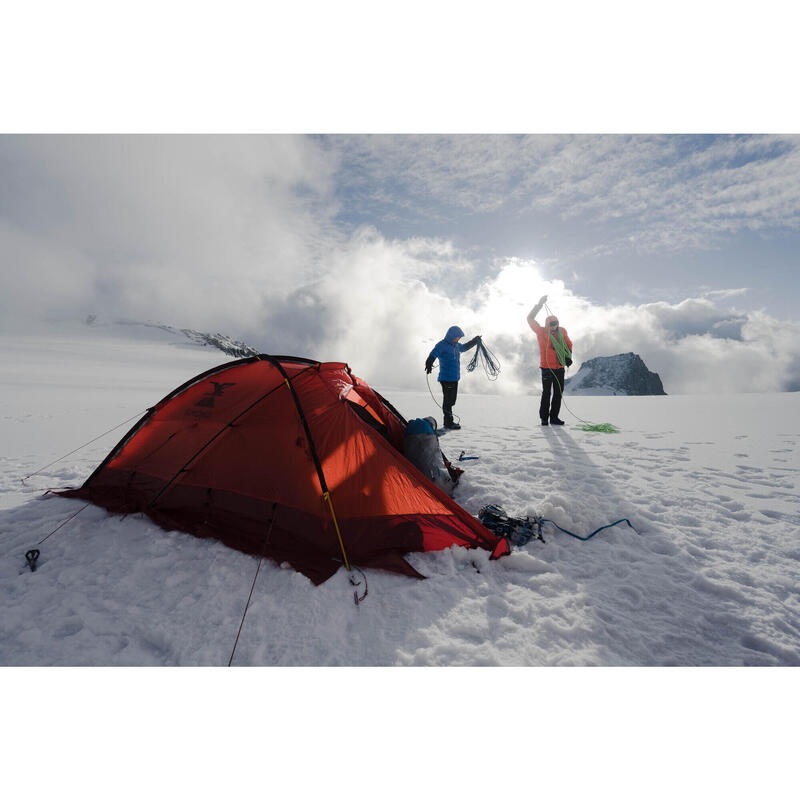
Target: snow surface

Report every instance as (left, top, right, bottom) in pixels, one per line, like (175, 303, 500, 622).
(4, 327, 798, 668)
(2, 326, 797, 796)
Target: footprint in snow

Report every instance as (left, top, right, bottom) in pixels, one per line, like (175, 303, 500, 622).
(616, 585, 644, 609)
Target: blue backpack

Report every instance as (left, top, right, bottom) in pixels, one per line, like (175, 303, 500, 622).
(403, 418, 463, 495)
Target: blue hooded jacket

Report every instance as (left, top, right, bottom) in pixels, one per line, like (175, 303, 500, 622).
(426, 326, 479, 382)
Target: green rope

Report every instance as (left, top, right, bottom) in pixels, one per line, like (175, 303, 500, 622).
(548, 329, 572, 367)
(555, 374, 621, 433)
(544, 303, 620, 434)
(576, 421, 621, 433)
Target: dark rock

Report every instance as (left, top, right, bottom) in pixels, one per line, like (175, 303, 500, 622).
(565, 352, 667, 396)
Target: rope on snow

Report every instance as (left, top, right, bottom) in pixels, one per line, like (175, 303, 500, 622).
(228, 504, 277, 666)
(540, 516, 637, 541)
(37, 502, 91, 546)
(21, 410, 149, 483)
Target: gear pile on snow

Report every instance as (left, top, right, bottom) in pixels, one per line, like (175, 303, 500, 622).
(478, 504, 544, 546)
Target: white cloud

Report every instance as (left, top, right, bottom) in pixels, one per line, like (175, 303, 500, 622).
(542, 290, 800, 395)
(702, 288, 749, 300)
(3, 135, 798, 396)
(255, 242, 800, 396)
(332, 134, 800, 254)
(0, 135, 338, 332)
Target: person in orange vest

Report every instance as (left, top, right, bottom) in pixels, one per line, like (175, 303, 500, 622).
(527, 294, 573, 426)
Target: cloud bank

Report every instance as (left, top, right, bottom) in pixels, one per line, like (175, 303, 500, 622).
(0, 135, 338, 331)
(1, 135, 798, 395)
(253, 245, 800, 396)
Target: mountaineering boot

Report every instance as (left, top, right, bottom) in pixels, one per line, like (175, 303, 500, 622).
(444, 421, 461, 430)
(549, 417, 565, 425)
(541, 418, 549, 426)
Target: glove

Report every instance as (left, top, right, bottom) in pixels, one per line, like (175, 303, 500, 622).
(425, 364, 432, 374)
(564, 356, 573, 367)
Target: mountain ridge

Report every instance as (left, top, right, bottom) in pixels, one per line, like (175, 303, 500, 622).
(87, 317, 260, 359)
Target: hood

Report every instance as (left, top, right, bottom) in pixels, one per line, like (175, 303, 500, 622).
(445, 325, 465, 342)
(545, 315, 559, 330)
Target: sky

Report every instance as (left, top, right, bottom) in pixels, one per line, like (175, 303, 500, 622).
(2, 133, 799, 395)
(2, 3, 800, 397)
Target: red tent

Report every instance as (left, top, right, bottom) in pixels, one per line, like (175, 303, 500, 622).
(61, 355, 509, 584)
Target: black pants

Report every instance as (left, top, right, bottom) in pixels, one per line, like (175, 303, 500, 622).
(440, 380, 458, 425)
(540, 368, 564, 421)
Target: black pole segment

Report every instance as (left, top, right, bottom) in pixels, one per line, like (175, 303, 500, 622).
(373, 390, 408, 426)
(262, 357, 331, 495)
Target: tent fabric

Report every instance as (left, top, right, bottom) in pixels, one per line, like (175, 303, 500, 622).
(60, 355, 510, 584)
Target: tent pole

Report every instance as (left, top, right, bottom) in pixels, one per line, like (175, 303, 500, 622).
(269, 364, 354, 574)
(323, 491, 350, 571)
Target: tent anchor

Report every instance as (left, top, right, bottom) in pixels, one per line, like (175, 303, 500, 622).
(349, 567, 368, 605)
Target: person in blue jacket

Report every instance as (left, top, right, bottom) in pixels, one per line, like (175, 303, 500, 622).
(425, 325, 481, 430)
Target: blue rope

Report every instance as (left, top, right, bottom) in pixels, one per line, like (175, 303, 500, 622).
(540, 517, 636, 541)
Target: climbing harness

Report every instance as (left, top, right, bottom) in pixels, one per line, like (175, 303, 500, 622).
(479, 504, 636, 545)
(543, 303, 620, 433)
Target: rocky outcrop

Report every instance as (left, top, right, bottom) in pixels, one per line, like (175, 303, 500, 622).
(169, 327, 260, 358)
(111, 320, 260, 358)
(565, 352, 666, 396)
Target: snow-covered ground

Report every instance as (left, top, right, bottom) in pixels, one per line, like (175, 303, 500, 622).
(2, 325, 797, 795)
(3, 326, 798, 667)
